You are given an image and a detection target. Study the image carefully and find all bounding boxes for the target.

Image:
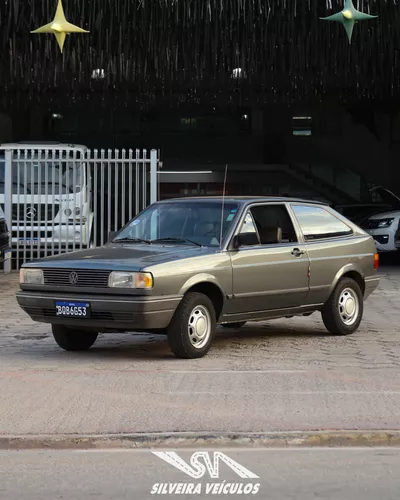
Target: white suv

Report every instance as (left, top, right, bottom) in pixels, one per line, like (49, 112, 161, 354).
(364, 186, 400, 252)
(366, 210, 400, 252)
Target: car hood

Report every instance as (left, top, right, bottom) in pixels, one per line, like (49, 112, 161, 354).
(24, 243, 217, 271)
(369, 210, 400, 220)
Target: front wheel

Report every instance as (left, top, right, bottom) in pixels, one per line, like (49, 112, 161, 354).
(167, 292, 216, 359)
(321, 278, 363, 336)
(52, 325, 98, 351)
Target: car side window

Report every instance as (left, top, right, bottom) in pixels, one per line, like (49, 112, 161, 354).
(239, 212, 258, 234)
(250, 205, 298, 243)
(237, 204, 298, 246)
(291, 204, 353, 241)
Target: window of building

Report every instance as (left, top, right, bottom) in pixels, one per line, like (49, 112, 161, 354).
(291, 205, 352, 241)
(180, 118, 197, 129)
(292, 116, 312, 136)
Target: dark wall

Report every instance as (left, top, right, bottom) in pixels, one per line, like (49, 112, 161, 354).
(1, 97, 400, 195)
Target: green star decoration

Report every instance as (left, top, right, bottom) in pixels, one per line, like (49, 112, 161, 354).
(320, 0, 377, 43)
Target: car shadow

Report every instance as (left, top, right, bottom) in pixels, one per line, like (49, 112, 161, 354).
(17, 321, 331, 362)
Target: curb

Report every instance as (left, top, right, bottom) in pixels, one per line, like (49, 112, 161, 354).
(1, 431, 400, 450)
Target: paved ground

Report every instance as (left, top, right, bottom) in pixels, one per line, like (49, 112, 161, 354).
(1, 448, 400, 499)
(1, 261, 400, 435)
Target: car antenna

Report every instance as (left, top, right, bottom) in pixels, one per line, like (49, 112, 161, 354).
(219, 164, 228, 250)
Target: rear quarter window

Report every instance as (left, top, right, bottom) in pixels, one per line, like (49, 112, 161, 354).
(291, 205, 353, 241)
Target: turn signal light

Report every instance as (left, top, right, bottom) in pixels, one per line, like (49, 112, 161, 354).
(374, 253, 379, 270)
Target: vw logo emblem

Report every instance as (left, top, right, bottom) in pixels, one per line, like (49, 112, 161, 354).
(26, 207, 37, 219)
(69, 272, 79, 285)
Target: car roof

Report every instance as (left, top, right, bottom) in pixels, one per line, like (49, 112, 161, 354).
(157, 196, 328, 205)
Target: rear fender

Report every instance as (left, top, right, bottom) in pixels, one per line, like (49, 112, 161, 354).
(328, 263, 364, 297)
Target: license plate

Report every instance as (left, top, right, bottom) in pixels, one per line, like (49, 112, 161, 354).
(55, 301, 90, 318)
(19, 238, 40, 246)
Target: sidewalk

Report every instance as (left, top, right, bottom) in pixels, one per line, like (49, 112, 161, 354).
(1, 268, 400, 436)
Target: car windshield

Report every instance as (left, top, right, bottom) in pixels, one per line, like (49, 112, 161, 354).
(114, 201, 240, 247)
(0, 159, 83, 195)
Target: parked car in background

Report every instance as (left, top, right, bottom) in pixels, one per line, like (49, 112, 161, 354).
(0, 205, 10, 263)
(0, 142, 93, 254)
(16, 197, 379, 359)
(335, 185, 400, 222)
(362, 187, 400, 252)
(365, 209, 400, 252)
(334, 204, 393, 225)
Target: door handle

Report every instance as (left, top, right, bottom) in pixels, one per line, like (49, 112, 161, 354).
(291, 248, 305, 257)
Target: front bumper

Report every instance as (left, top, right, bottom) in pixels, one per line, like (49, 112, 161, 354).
(366, 229, 397, 252)
(16, 291, 181, 331)
(11, 223, 91, 249)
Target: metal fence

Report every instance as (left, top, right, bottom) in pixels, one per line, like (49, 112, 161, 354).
(1, 147, 158, 272)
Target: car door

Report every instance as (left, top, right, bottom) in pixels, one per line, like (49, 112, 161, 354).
(228, 203, 310, 314)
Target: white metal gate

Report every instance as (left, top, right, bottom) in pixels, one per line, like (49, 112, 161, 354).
(1, 146, 158, 272)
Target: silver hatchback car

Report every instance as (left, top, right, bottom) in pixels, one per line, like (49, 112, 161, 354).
(17, 197, 380, 359)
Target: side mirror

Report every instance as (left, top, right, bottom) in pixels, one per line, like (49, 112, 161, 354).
(233, 233, 259, 248)
(108, 231, 117, 242)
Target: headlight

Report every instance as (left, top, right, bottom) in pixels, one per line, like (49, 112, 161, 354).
(108, 271, 153, 289)
(377, 218, 394, 228)
(64, 207, 82, 217)
(19, 268, 44, 285)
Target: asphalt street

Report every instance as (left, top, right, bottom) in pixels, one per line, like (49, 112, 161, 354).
(1, 447, 399, 499)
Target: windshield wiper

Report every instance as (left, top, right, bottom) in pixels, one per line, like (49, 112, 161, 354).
(151, 237, 203, 247)
(113, 237, 152, 245)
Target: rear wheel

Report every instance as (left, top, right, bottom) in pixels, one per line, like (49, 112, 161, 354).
(321, 278, 363, 336)
(52, 325, 98, 351)
(167, 292, 216, 359)
(221, 322, 246, 329)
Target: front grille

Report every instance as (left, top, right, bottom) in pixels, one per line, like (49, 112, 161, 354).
(24, 306, 134, 322)
(43, 269, 110, 288)
(13, 231, 53, 239)
(12, 203, 59, 223)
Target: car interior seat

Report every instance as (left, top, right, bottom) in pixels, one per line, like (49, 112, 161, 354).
(258, 227, 282, 244)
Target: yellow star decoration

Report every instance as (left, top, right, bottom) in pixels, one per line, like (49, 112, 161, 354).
(31, 0, 89, 53)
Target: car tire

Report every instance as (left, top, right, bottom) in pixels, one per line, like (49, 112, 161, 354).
(52, 325, 98, 351)
(221, 322, 246, 329)
(321, 278, 363, 336)
(167, 292, 216, 359)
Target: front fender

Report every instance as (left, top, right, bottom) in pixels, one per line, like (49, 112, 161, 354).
(179, 273, 226, 298)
